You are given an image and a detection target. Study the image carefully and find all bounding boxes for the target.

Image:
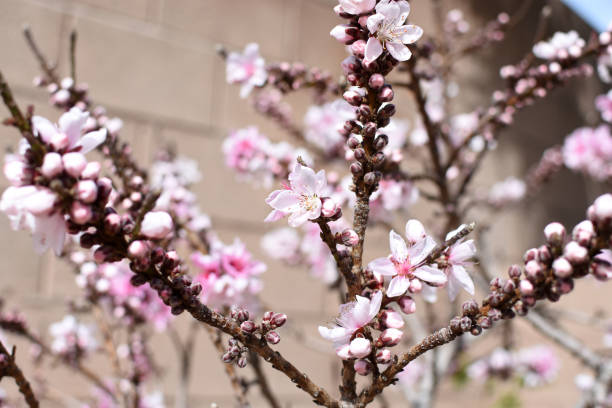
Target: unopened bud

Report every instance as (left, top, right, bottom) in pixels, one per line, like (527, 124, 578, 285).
(564, 241, 588, 265)
(341, 229, 359, 247)
(354, 359, 372, 376)
(265, 331, 281, 344)
(379, 328, 403, 347)
(544, 222, 566, 246)
(375, 349, 391, 364)
(398, 296, 416, 314)
(240, 320, 257, 334)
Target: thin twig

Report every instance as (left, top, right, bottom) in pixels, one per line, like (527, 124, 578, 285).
(0, 341, 39, 408)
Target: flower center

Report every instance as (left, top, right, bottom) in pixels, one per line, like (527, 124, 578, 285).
(299, 194, 319, 211)
(392, 256, 414, 277)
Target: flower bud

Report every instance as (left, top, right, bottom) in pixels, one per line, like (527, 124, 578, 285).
(349, 337, 371, 358)
(552, 257, 573, 279)
(379, 328, 403, 347)
(408, 278, 422, 294)
(141, 211, 173, 239)
(128, 240, 149, 259)
(222, 352, 235, 363)
(321, 198, 341, 218)
(104, 213, 122, 235)
(378, 103, 396, 118)
(564, 241, 588, 265)
(375, 349, 391, 364)
(378, 86, 394, 103)
(341, 229, 359, 247)
(330, 24, 354, 44)
(381, 310, 404, 329)
(50, 131, 69, 151)
(350, 40, 366, 58)
(591, 194, 612, 225)
(544, 222, 566, 246)
(519, 279, 534, 296)
(71, 202, 92, 225)
(459, 316, 472, 332)
(240, 320, 257, 334)
(262, 311, 274, 321)
(41, 152, 63, 178)
(398, 296, 416, 314)
(363, 122, 377, 138)
(271, 313, 287, 328)
(572, 220, 595, 247)
(507, 264, 522, 280)
(350, 162, 363, 176)
(343, 89, 363, 106)
(368, 74, 385, 90)
(354, 359, 372, 376)
(525, 260, 543, 282)
(336, 344, 352, 360)
(347, 136, 361, 149)
(374, 134, 389, 151)
(76, 180, 98, 203)
(265, 331, 281, 344)
(523, 248, 538, 262)
(237, 355, 248, 368)
(462, 300, 479, 316)
(81, 161, 101, 179)
(62, 152, 87, 178)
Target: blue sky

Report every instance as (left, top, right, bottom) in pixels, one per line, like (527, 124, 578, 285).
(562, 0, 612, 32)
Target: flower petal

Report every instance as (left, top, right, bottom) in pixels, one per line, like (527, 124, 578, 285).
(397, 25, 422, 44)
(387, 275, 410, 297)
(59, 107, 89, 148)
(31, 116, 57, 144)
(268, 190, 300, 211)
(414, 265, 447, 284)
(366, 13, 385, 34)
(389, 230, 408, 261)
(77, 128, 107, 154)
(368, 257, 397, 276)
(451, 265, 475, 296)
(368, 291, 383, 319)
(289, 164, 318, 196)
(386, 42, 412, 62)
(449, 240, 477, 264)
(365, 37, 384, 63)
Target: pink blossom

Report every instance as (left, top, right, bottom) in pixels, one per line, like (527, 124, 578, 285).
(0, 186, 65, 255)
(365, 0, 423, 63)
(32, 107, 106, 154)
(596, 90, 612, 123)
(533, 31, 585, 60)
(563, 126, 612, 181)
(318, 291, 382, 347)
(266, 164, 329, 227)
(49, 315, 97, 356)
(261, 228, 301, 264)
(516, 345, 559, 387)
(140, 211, 173, 239)
(488, 177, 527, 206)
(338, 0, 375, 15)
(226, 43, 267, 98)
(368, 220, 446, 298)
(304, 100, 355, 155)
(369, 179, 418, 221)
(3, 154, 30, 186)
(442, 225, 476, 301)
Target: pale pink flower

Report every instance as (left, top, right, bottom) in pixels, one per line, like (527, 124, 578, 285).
(533, 31, 585, 60)
(304, 100, 356, 154)
(0, 186, 65, 255)
(261, 228, 301, 264)
(319, 291, 382, 347)
(226, 43, 267, 98)
(140, 211, 173, 239)
(596, 90, 612, 123)
(396, 361, 424, 388)
(338, 0, 375, 15)
(49, 315, 97, 356)
(220, 239, 266, 279)
(488, 177, 527, 206)
(442, 225, 476, 301)
(369, 179, 418, 222)
(266, 164, 329, 227)
(516, 345, 559, 387)
(3, 154, 30, 186)
(365, 0, 423, 63)
(563, 126, 612, 181)
(32, 107, 106, 154)
(368, 220, 446, 298)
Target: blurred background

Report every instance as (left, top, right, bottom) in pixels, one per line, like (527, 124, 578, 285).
(0, 0, 611, 406)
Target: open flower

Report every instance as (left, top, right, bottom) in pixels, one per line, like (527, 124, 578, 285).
(226, 43, 267, 98)
(32, 107, 106, 154)
(368, 220, 446, 298)
(365, 0, 423, 63)
(319, 291, 382, 347)
(265, 163, 330, 227)
(0, 185, 66, 255)
(443, 225, 476, 301)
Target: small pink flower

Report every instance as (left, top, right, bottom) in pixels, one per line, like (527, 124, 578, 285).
(338, 0, 375, 15)
(368, 220, 446, 298)
(443, 225, 476, 301)
(140, 211, 173, 239)
(533, 31, 585, 60)
(32, 107, 106, 153)
(226, 43, 267, 98)
(319, 291, 382, 347)
(563, 126, 612, 181)
(364, 0, 423, 63)
(266, 164, 328, 227)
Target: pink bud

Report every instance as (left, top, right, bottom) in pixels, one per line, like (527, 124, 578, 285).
(265, 331, 281, 344)
(41, 152, 63, 178)
(375, 349, 391, 364)
(330, 25, 353, 44)
(398, 296, 416, 314)
(81, 162, 101, 179)
(321, 199, 340, 218)
(76, 180, 98, 203)
(519, 279, 534, 296)
(336, 344, 352, 360)
(544, 222, 566, 246)
(591, 194, 612, 225)
(564, 241, 588, 265)
(368, 74, 385, 90)
(341, 229, 359, 247)
(50, 132, 69, 151)
(128, 240, 149, 259)
(240, 320, 257, 334)
(379, 328, 403, 347)
(141, 211, 173, 239)
(382, 310, 404, 329)
(378, 86, 394, 102)
(271, 313, 287, 328)
(52, 89, 70, 105)
(104, 213, 122, 235)
(62, 152, 87, 178)
(408, 278, 422, 294)
(70, 202, 92, 225)
(600, 31, 611, 45)
(572, 220, 594, 246)
(349, 337, 371, 359)
(552, 257, 573, 279)
(354, 359, 372, 376)
(343, 89, 363, 106)
(3, 160, 29, 186)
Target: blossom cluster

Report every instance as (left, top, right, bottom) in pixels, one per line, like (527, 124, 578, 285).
(467, 345, 559, 387)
